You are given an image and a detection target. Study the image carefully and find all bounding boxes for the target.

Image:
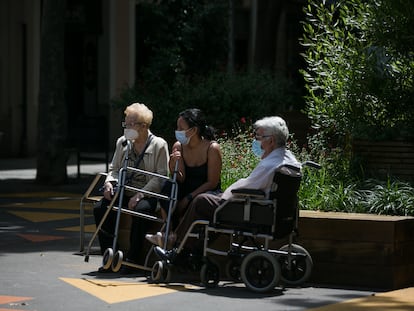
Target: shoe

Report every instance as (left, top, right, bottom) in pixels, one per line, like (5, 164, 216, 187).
(154, 246, 177, 263)
(145, 232, 163, 247)
(146, 232, 176, 249)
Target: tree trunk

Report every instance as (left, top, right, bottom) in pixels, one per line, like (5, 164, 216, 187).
(36, 0, 68, 184)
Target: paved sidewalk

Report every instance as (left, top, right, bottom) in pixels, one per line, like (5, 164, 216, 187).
(0, 155, 106, 181)
(0, 157, 413, 311)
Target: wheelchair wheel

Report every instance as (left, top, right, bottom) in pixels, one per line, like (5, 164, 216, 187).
(225, 259, 241, 281)
(278, 244, 313, 286)
(200, 263, 220, 288)
(102, 248, 114, 270)
(151, 261, 171, 283)
(111, 250, 123, 272)
(240, 251, 280, 293)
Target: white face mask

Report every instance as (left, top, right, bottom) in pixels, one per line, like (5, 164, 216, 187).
(124, 128, 139, 141)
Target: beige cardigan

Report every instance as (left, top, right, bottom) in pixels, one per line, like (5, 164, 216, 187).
(105, 132, 169, 194)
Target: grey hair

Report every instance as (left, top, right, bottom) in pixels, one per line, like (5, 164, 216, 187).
(254, 116, 289, 147)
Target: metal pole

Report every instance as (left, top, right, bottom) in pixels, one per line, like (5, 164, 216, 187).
(111, 140, 130, 250)
(163, 160, 179, 249)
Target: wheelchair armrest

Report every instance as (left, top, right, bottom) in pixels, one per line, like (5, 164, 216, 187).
(231, 188, 266, 198)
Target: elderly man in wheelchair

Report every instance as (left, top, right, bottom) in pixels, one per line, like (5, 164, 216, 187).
(148, 116, 317, 292)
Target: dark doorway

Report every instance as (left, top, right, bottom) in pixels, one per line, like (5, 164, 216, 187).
(64, 0, 108, 175)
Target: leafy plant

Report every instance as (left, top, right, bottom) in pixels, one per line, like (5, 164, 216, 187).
(218, 118, 259, 189)
(301, 0, 414, 144)
(298, 146, 414, 216)
(298, 0, 414, 215)
(360, 179, 414, 216)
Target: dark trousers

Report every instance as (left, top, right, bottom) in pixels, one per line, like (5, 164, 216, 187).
(93, 195, 157, 262)
(174, 193, 224, 251)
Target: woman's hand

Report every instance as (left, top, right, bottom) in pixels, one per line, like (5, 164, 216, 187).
(128, 192, 144, 210)
(103, 182, 114, 200)
(170, 149, 182, 163)
(170, 148, 185, 181)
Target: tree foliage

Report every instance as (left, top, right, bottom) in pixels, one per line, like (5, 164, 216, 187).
(113, 71, 300, 143)
(301, 0, 414, 143)
(114, 1, 301, 142)
(135, 0, 228, 83)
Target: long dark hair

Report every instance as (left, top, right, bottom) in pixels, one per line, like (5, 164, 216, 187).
(179, 108, 216, 140)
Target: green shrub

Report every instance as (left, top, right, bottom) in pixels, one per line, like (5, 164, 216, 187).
(218, 119, 259, 189)
(359, 179, 414, 216)
(297, 142, 414, 216)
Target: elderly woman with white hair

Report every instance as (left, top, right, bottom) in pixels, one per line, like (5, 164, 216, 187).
(150, 115, 301, 261)
(94, 102, 169, 273)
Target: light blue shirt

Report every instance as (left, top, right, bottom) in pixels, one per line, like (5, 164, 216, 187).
(221, 147, 301, 200)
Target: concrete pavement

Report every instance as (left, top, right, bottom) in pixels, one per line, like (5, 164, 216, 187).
(0, 156, 413, 311)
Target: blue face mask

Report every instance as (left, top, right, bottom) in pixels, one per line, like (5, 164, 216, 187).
(175, 130, 190, 145)
(252, 139, 264, 158)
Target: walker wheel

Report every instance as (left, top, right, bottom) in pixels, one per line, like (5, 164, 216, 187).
(111, 250, 123, 272)
(151, 261, 171, 283)
(102, 248, 114, 270)
(240, 251, 280, 293)
(200, 263, 220, 288)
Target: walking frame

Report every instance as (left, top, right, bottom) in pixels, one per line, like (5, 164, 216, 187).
(83, 140, 178, 274)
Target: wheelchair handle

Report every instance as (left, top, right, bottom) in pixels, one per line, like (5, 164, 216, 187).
(302, 160, 321, 170)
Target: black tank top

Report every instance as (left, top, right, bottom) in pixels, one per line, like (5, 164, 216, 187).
(177, 142, 221, 199)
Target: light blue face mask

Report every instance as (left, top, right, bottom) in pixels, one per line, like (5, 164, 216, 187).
(175, 130, 191, 145)
(252, 139, 264, 158)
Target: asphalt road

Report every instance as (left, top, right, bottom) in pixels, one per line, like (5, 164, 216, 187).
(0, 157, 411, 311)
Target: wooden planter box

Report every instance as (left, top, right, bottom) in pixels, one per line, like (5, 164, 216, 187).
(297, 210, 414, 289)
(115, 210, 414, 290)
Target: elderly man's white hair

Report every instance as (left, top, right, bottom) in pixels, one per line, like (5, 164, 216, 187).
(254, 116, 289, 147)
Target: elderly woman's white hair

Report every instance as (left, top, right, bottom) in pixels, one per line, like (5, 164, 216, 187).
(254, 116, 289, 147)
(124, 102, 153, 126)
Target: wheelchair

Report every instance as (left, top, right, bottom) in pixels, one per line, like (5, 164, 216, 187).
(150, 161, 320, 293)
(83, 141, 178, 275)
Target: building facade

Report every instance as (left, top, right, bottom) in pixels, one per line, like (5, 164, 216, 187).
(0, 0, 305, 158)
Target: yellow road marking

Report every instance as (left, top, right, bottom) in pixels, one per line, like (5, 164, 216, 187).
(307, 287, 414, 311)
(60, 278, 191, 304)
(7, 211, 78, 222)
